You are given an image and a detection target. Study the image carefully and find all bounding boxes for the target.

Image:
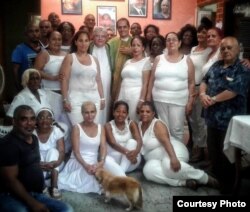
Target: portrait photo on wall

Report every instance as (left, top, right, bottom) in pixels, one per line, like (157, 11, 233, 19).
(128, 0, 147, 17)
(153, 0, 171, 20)
(61, 0, 82, 15)
(97, 6, 117, 34)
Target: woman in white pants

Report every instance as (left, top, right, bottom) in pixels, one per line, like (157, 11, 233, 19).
(138, 101, 219, 189)
(34, 108, 65, 199)
(105, 100, 142, 173)
(146, 32, 195, 142)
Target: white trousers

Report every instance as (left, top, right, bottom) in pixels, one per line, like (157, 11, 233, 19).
(143, 140, 208, 186)
(154, 102, 185, 142)
(40, 148, 64, 176)
(188, 94, 207, 148)
(107, 139, 141, 173)
(103, 156, 126, 176)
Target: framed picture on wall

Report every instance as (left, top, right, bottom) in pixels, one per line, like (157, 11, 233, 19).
(97, 6, 117, 34)
(128, 0, 147, 17)
(61, 0, 82, 15)
(153, 0, 171, 20)
(197, 10, 213, 26)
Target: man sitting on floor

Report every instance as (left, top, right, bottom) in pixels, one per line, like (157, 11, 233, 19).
(0, 105, 73, 212)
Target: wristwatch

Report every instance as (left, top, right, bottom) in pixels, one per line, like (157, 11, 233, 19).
(211, 96, 217, 102)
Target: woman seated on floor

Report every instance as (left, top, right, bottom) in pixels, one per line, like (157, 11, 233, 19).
(58, 101, 125, 194)
(138, 101, 219, 190)
(34, 108, 65, 199)
(105, 100, 142, 173)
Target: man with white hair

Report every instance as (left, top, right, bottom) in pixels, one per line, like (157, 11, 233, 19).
(200, 36, 250, 194)
(129, 0, 146, 16)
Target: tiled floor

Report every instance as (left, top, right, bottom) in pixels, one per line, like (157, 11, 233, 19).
(61, 170, 220, 212)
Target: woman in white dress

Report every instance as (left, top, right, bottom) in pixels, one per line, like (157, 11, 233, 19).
(89, 27, 112, 124)
(34, 31, 66, 94)
(34, 108, 65, 199)
(60, 31, 105, 125)
(117, 36, 151, 122)
(58, 102, 125, 194)
(105, 100, 142, 173)
(146, 32, 195, 142)
(139, 101, 219, 189)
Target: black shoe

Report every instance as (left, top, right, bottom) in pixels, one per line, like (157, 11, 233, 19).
(186, 179, 199, 191)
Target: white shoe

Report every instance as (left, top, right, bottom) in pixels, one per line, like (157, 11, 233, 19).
(51, 187, 62, 199)
(0, 125, 13, 138)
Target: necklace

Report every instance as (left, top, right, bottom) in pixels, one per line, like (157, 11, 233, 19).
(113, 120, 129, 135)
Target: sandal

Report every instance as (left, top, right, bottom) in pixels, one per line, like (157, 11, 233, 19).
(186, 179, 199, 190)
(50, 187, 62, 199)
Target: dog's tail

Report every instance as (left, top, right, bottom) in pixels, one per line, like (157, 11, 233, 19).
(134, 186, 143, 209)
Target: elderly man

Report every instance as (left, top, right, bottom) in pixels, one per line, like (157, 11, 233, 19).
(129, 0, 146, 16)
(0, 105, 73, 212)
(199, 36, 250, 194)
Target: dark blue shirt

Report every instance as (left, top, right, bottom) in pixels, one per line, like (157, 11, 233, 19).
(203, 59, 250, 131)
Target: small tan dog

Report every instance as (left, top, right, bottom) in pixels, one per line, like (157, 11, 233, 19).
(95, 168, 143, 211)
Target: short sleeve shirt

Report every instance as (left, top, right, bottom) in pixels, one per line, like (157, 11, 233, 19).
(0, 132, 44, 193)
(202, 59, 250, 130)
(11, 43, 40, 81)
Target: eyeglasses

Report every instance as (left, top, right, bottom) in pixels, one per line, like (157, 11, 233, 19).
(37, 116, 53, 121)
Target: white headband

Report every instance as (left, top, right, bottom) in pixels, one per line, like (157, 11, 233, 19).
(36, 107, 54, 119)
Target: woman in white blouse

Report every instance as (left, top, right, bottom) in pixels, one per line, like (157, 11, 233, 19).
(60, 30, 105, 125)
(117, 36, 151, 122)
(147, 32, 195, 142)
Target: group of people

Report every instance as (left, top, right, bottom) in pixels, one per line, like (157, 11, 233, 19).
(1, 10, 250, 212)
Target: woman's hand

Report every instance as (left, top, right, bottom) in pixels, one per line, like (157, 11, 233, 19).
(40, 161, 57, 171)
(100, 99, 105, 110)
(85, 164, 96, 175)
(96, 161, 104, 170)
(63, 101, 72, 112)
(241, 58, 250, 68)
(170, 158, 181, 172)
(200, 94, 213, 108)
(125, 150, 138, 164)
(136, 100, 143, 114)
(185, 102, 193, 116)
(119, 46, 132, 56)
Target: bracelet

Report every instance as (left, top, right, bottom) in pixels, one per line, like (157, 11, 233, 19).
(100, 156, 105, 161)
(100, 98, 105, 101)
(63, 98, 69, 103)
(199, 92, 206, 96)
(139, 99, 144, 102)
(211, 96, 217, 103)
